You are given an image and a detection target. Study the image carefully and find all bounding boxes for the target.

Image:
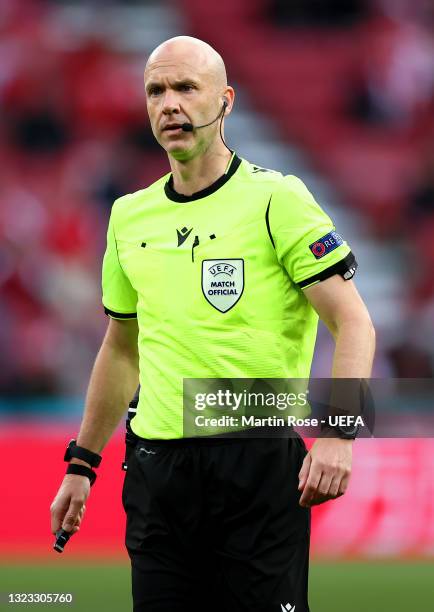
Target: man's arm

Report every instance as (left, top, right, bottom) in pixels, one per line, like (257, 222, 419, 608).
(50, 318, 139, 535)
(305, 275, 375, 377)
(297, 275, 375, 507)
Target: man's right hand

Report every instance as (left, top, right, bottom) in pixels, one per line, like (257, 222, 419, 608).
(50, 474, 90, 535)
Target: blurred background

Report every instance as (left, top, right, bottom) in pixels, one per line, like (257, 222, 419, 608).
(0, 0, 433, 611)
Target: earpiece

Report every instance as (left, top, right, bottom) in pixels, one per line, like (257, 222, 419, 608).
(181, 98, 229, 136)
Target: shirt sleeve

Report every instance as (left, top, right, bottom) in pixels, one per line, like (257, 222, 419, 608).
(101, 207, 137, 319)
(267, 175, 357, 289)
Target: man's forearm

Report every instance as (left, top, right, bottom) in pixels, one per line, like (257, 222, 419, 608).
(74, 331, 139, 455)
(332, 318, 376, 378)
(324, 317, 376, 427)
(300, 318, 375, 507)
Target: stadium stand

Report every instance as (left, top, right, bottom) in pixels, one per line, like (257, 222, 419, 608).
(0, 0, 433, 400)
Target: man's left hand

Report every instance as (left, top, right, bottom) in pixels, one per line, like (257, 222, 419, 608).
(298, 438, 353, 507)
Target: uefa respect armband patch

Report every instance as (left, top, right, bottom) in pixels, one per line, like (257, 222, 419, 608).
(309, 231, 343, 259)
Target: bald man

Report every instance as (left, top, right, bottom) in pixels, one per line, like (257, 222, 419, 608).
(51, 36, 375, 612)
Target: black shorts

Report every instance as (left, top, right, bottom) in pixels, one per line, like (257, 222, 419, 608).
(122, 434, 311, 612)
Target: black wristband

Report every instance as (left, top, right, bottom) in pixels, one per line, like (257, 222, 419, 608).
(64, 440, 102, 468)
(66, 463, 97, 486)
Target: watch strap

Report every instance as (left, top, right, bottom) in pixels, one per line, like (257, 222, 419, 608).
(66, 463, 97, 486)
(64, 440, 102, 468)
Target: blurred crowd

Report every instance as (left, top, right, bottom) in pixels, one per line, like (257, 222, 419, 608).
(0, 0, 165, 395)
(0, 0, 433, 397)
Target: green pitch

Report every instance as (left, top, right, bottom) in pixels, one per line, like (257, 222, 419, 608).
(0, 561, 432, 611)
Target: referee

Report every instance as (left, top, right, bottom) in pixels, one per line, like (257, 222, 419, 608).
(50, 36, 375, 611)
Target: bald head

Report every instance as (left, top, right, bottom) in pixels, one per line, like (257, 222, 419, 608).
(145, 36, 227, 91)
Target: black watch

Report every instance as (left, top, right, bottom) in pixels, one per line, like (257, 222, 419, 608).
(321, 422, 359, 440)
(64, 439, 102, 468)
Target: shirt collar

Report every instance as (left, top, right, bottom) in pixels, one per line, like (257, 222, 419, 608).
(164, 152, 242, 203)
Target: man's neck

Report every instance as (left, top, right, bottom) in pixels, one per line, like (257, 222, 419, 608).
(169, 146, 233, 196)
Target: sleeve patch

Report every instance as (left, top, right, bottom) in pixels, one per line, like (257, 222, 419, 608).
(309, 231, 343, 259)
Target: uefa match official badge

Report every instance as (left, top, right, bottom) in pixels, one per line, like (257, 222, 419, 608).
(202, 259, 244, 312)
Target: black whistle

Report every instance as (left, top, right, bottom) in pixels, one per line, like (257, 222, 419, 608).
(53, 529, 72, 553)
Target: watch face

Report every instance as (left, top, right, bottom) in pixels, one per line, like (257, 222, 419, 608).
(338, 425, 358, 437)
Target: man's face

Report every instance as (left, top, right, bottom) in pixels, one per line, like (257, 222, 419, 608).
(144, 55, 220, 161)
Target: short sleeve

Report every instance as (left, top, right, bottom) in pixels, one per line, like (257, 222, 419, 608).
(101, 208, 137, 319)
(267, 175, 357, 289)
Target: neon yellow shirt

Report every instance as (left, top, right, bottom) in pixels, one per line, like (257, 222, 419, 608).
(102, 154, 356, 439)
